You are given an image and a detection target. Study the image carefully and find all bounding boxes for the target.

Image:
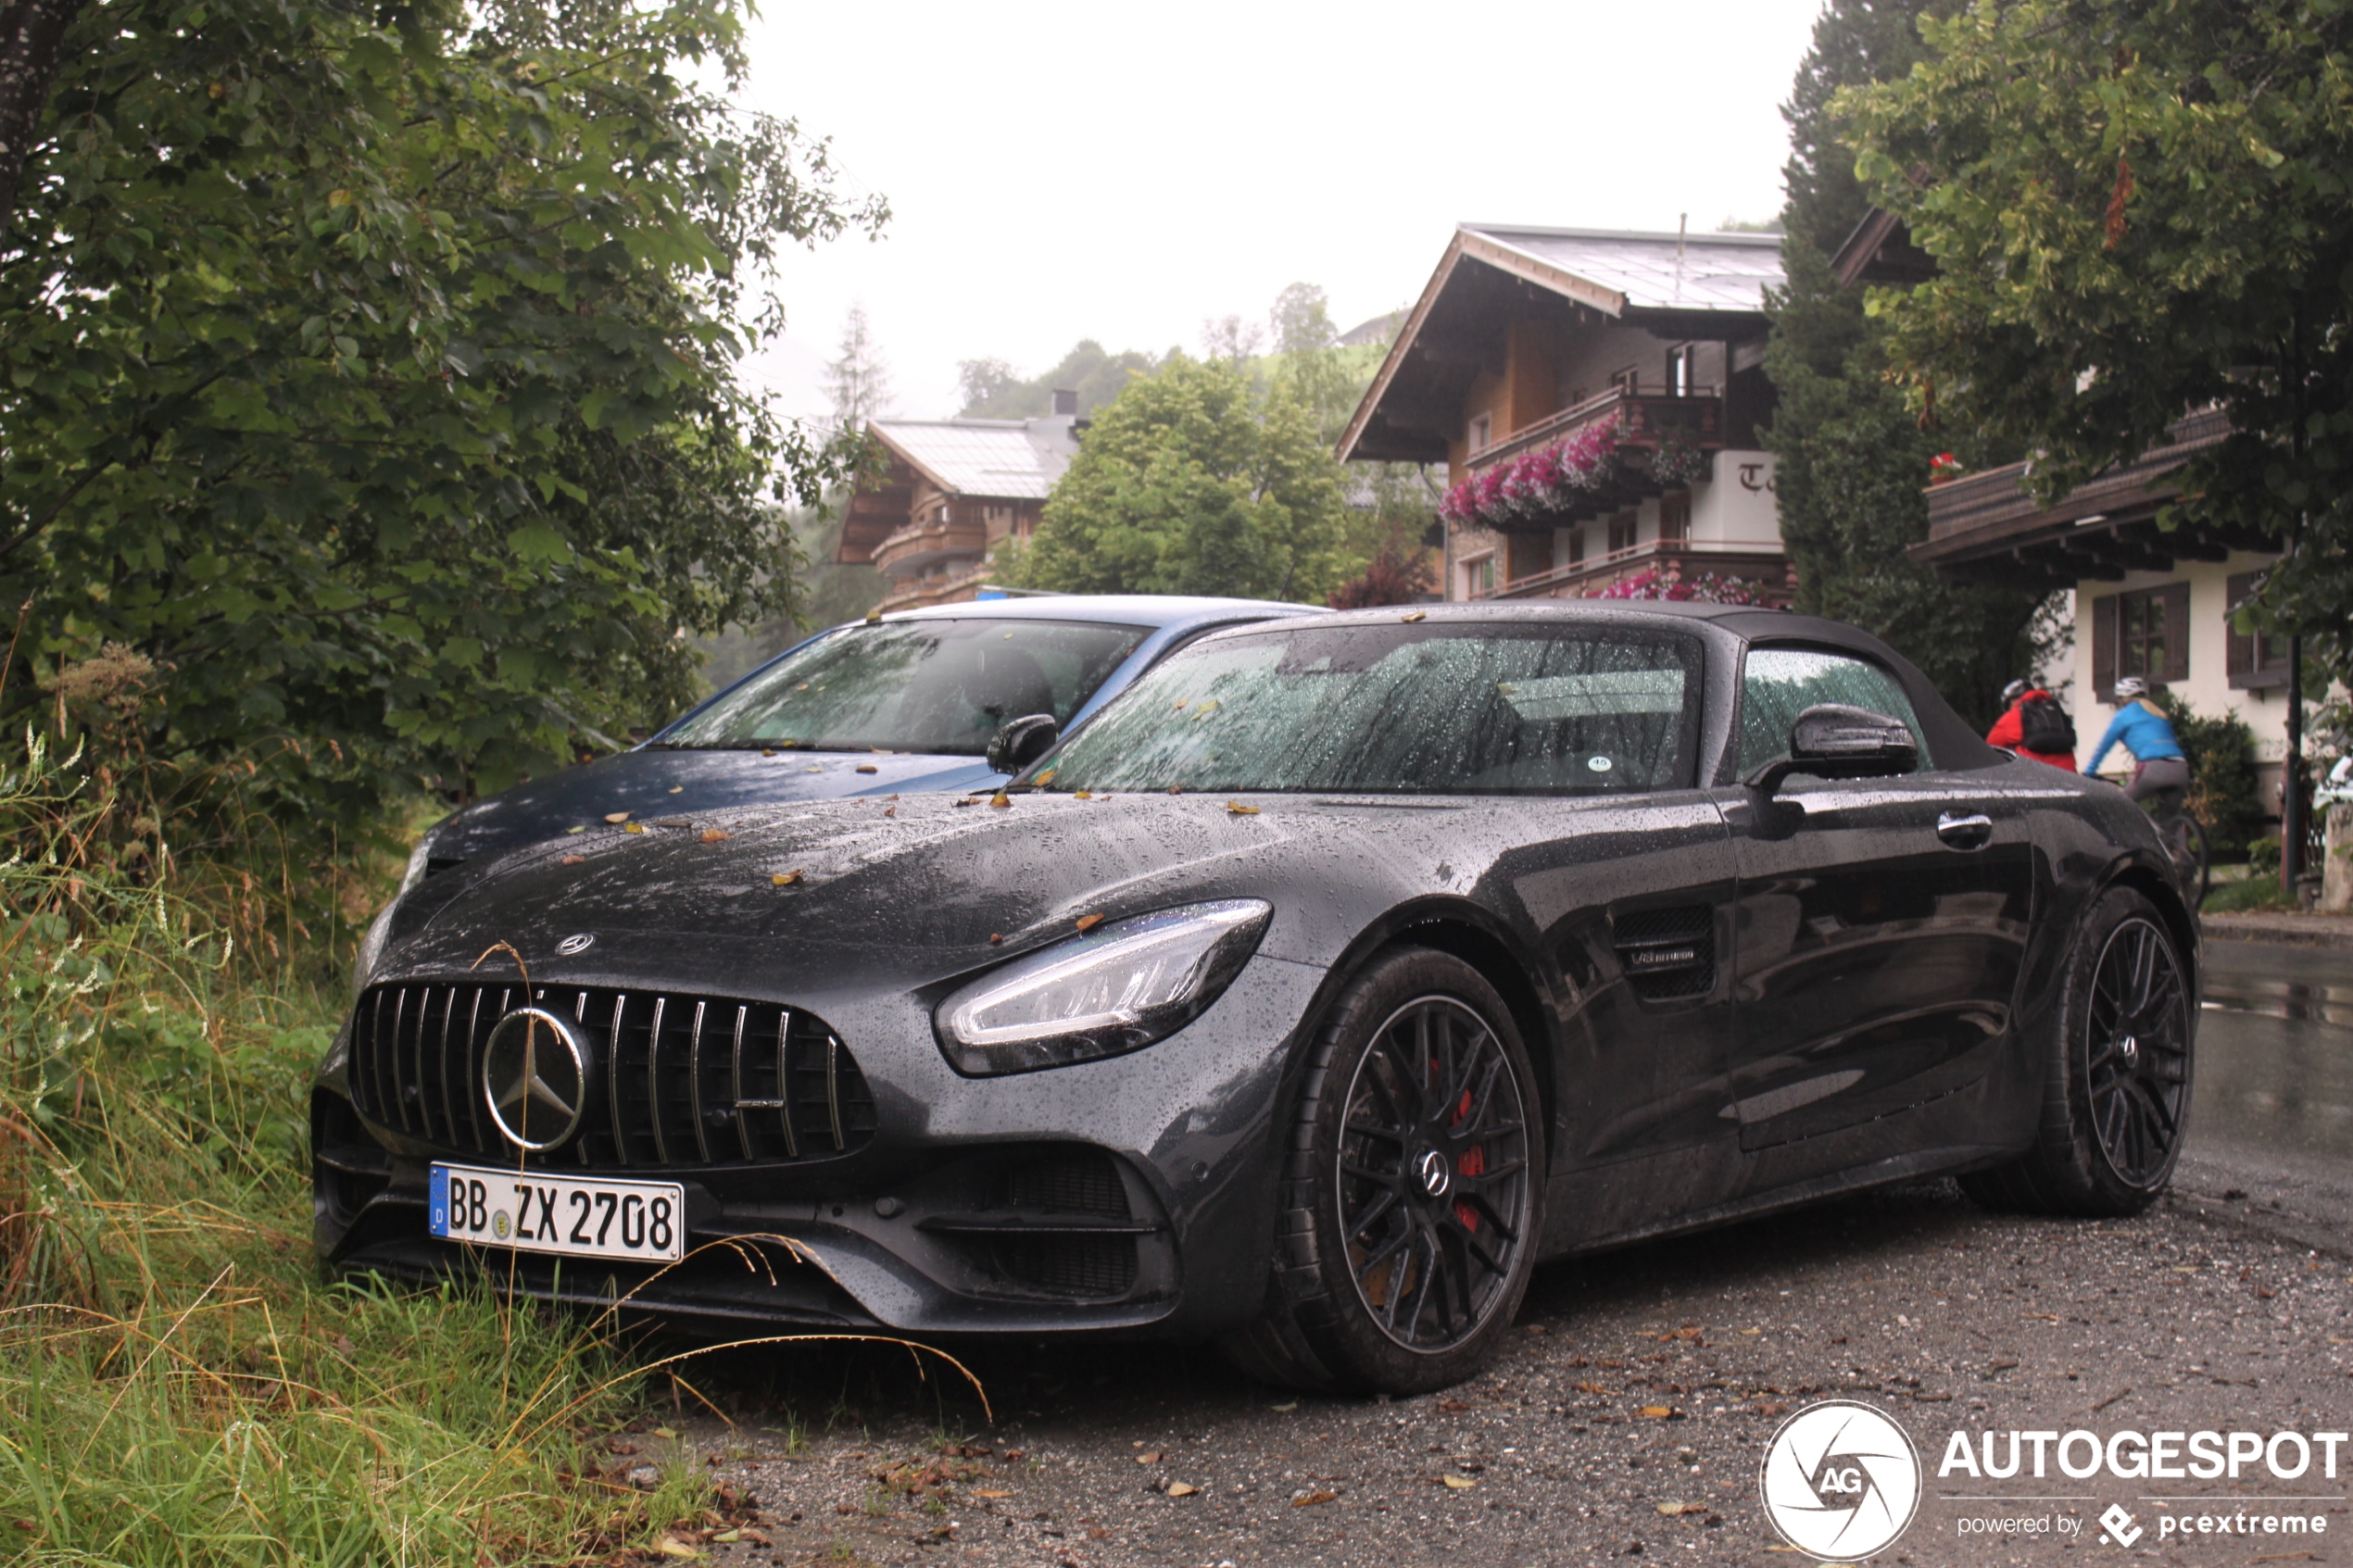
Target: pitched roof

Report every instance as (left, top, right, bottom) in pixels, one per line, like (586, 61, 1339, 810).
(869, 417, 1079, 500)
(1455, 224, 1784, 314)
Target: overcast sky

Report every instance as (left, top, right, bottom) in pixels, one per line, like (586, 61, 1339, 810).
(735, 0, 1828, 425)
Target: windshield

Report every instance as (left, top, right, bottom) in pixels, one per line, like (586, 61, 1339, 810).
(1036, 622, 1702, 795)
(661, 619, 1151, 754)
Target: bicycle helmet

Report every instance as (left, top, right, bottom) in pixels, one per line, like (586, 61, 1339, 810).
(2001, 678, 2032, 706)
(2112, 675, 2149, 701)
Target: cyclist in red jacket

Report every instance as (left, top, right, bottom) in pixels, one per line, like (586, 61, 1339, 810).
(1986, 678, 2079, 771)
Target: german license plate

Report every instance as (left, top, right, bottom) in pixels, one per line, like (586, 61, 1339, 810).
(429, 1163, 686, 1263)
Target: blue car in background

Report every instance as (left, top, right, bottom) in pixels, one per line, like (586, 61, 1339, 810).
(398, 595, 1320, 888)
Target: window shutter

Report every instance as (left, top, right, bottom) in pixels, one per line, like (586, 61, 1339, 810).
(2161, 580, 2192, 684)
(2226, 572, 2254, 684)
(2092, 595, 2118, 700)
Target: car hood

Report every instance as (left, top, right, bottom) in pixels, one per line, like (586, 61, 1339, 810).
(380, 792, 1405, 997)
(429, 747, 1006, 869)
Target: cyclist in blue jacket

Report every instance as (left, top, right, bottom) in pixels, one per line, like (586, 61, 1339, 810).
(2085, 675, 2190, 806)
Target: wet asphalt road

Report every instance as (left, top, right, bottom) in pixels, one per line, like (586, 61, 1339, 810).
(642, 938, 2353, 1568)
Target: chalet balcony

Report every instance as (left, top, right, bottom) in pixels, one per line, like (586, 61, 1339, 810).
(1472, 537, 1791, 604)
(875, 561, 993, 614)
(1463, 384, 1728, 530)
(871, 518, 988, 581)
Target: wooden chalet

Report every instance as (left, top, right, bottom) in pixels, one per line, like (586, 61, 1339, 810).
(1339, 224, 1793, 604)
(835, 393, 1085, 613)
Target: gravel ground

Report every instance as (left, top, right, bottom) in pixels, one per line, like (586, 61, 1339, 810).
(605, 1178, 2353, 1567)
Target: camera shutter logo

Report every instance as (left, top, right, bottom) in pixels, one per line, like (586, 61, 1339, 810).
(480, 1007, 589, 1151)
(1757, 1399, 1922, 1560)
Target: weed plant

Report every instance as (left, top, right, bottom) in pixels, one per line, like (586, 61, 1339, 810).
(0, 726, 704, 1564)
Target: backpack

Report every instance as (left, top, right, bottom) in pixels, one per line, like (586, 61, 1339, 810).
(2017, 694, 2076, 754)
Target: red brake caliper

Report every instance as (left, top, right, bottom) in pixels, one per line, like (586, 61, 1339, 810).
(1453, 1086, 1485, 1229)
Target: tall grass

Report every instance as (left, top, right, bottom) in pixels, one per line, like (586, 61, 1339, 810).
(0, 727, 702, 1564)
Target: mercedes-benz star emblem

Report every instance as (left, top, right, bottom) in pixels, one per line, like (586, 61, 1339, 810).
(1416, 1148, 1453, 1199)
(556, 933, 595, 956)
(481, 1007, 589, 1151)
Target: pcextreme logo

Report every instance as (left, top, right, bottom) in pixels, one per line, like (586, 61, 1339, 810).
(1758, 1400, 1923, 1560)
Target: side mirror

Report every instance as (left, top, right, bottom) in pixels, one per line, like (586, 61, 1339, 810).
(987, 713, 1059, 775)
(1744, 703, 1919, 795)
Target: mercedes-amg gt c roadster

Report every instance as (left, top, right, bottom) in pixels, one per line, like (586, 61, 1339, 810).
(315, 603, 2196, 1393)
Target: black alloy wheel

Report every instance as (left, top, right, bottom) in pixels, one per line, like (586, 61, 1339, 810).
(1337, 996, 1533, 1353)
(1961, 886, 2195, 1217)
(1221, 947, 1543, 1394)
(2083, 914, 2192, 1187)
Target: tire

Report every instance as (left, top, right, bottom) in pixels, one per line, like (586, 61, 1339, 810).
(2162, 813, 2210, 909)
(1961, 886, 2194, 1217)
(1221, 947, 1544, 1395)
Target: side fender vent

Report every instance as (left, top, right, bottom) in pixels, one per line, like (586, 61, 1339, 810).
(1612, 905, 1716, 1001)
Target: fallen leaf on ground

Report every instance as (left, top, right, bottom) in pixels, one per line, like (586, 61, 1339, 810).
(604, 812, 631, 823)
(651, 1426, 678, 1439)
(1165, 1482, 1199, 1497)
(1076, 912, 1104, 933)
(1268, 1401, 1299, 1412)
(771, 871, 802, 886)
(1293, 1488, 1338, 1506)
(653, 1537, 705, 1561)
(1136, 1452, 1162, 1464)
(972, 1488, 1012, 1499)
(1656, 1501, 1702, 1516)
(560, 854, 585, 866)
(699, 829, 728, 842)
(1440, 1474, 1475, 1490)
(1226, 801, 1260, 815)
(1638, 1406, 1678, 1420)
(1573, 1381, 1610, 1396)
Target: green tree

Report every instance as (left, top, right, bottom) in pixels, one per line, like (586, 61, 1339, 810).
(0, 0, 882, 812)
(1762, 0, 2046, 726)
(1011, 356, 1350, 602)
(956, 340, 1164, 420)
(1837, 0, 2353, 678)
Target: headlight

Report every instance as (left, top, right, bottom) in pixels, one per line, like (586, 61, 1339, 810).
(936, 899, 1272, 1076)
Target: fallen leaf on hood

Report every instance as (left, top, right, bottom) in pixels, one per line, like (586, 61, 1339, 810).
(561, 854, 585, 866)
(1076, 912, 1104, 934)
(855, 764, 878, 773)
(804, 764, 823, 772)
(1166, 784, 1184, 796)
(566, 824, 586, 834)
(988, 933, 1004, 945)
(1439, 1474, 1475, 1490)
(1074, 790, 1093, 800)
(623, 822, 646, 834)
(954, 797, 977, 808)
(1268, 1401, 1298, 1412)
(668, 785, 684, 794)
(761, 748, 775, 757)
(864, 610, 881, 623)
(1226, 801, 1259, 815)
(1165, 1482, 1199, 1497)
(604, 812, 631, 824)
(699, 829, 729, 843)
(988, 792, 1011, 808)
(883, 806, 896, 818)
(1292, 1487, 1338, 1506)
(1035, 768, 1056, 785)
(1402, 609, 1428, 622)
(772, 871, 802, 886)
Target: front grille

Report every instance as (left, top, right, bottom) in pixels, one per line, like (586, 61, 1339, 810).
(1612, 905, 1716, 1001)
(993, 1234, 1139, 1298)
(346, 982, 876, 1169)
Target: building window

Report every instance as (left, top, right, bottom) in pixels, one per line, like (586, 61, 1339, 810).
(1564, 526, 1586, 567)
(1606, 510, 1638, 556)
(1461, 554, 1496, 598)
(2226, 571, 2293, 690)
(1658, 491, 1691, 544)
(1667, 345, 1696, 397)
(1467, 413, 1491, 454)
(1506, 533, 1551, 583)
(2090, 583, 2190, 699)
(1609, 366, 1639, 396)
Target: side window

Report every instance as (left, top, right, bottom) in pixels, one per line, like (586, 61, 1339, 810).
(1737, 646, 1927, 779)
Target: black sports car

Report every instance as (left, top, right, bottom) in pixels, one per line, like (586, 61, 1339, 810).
(315, 603, 2196, 1393)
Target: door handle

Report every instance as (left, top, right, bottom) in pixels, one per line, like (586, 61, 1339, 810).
(1937, 810, 1994, 850)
